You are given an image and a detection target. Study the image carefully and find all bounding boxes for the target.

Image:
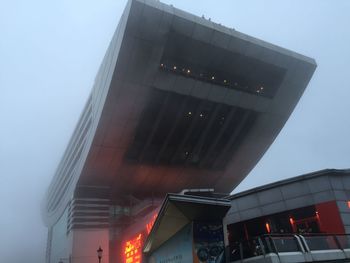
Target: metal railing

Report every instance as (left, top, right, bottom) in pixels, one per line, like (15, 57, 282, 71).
(227, 234, 350, 262)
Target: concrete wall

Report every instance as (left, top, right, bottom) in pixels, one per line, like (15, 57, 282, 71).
(225, 172, 350, 235)
(71, 229, 109, 263)
(332, 175, 350, 233)
(48, 207, 73, 263)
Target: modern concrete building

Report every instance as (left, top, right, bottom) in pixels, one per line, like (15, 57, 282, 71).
(42, 0, 317, 262)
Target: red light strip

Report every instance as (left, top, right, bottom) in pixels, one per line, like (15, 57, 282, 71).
(146, 213, 158, 234)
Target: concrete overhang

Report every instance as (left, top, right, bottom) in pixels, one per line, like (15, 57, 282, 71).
(43, 0, 316, 227)
(76, 0, 317, 198)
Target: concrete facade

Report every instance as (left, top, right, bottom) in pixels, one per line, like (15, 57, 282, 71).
(225, 169, 350, 234)
(43, 0, 317, 262)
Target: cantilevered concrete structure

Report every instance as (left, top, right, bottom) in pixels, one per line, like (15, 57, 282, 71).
(43, 0, 316, 262)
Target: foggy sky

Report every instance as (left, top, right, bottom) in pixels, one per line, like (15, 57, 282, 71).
(1, 0, 349, 262)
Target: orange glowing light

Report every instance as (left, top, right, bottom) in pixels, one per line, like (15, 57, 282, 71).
(315, 211, 320, 220)
(289, 217, 294, 225)
(146, 213, 158, 234)
(124, 234, 142, 263)
(265, 222, 271, 233)
(347, 201, 350, 209)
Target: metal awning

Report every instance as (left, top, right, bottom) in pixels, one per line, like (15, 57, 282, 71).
(143, 194, 231, 254)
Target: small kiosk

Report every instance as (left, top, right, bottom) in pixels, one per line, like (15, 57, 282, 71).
(143, 194, 231, 263)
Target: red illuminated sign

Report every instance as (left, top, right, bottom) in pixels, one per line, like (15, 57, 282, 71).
(123, 212, 158, 263)
(124, 234, 142, 263)
(146, 213, 158, 234)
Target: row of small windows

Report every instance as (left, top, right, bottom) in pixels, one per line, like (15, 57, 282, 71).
(159, 62, 266, 96)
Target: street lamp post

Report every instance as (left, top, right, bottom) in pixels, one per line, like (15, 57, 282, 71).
(97, 246, 103, 263)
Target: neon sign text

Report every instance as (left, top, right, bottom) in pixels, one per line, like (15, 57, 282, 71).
(124, 234, 142, 263)
(123, 212, 158, 263)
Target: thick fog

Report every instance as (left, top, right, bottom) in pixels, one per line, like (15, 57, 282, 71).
(0, 0, 349, 262)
